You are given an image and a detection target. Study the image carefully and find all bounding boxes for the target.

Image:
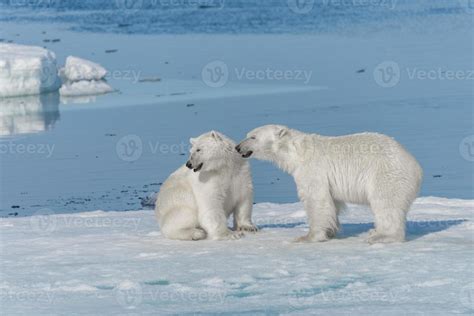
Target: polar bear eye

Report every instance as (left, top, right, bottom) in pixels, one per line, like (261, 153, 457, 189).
(196, 149, 201, 152)
(250, 136, 256, 140)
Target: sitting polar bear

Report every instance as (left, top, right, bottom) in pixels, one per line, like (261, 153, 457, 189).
(155, 131, 257, 241)
(236, 125, 423, 243)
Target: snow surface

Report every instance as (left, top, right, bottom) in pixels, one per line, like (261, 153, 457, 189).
(1, 197, 473, 315)
(0, 44, 61, 97)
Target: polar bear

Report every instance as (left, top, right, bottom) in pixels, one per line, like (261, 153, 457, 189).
(236, 125, 422, 243)
(155, 131, 257, 241)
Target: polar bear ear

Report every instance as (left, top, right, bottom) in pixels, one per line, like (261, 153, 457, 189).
(210, 131, 222, 141)
(189, 137, 196, 145)
(278, 128, 289, 138)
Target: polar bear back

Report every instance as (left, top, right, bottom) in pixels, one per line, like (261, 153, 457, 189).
(155, 166, 197, 222)
(300, 132, 422, 205)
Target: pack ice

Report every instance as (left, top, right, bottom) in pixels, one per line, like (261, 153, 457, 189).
(0, 43, 61, 97)
(0, 44, 113, 98)
(1, 197, 473, 315)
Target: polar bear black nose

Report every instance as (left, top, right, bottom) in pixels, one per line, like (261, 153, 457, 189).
(186, 161, 192, 169)
(235, 145, 241, 153)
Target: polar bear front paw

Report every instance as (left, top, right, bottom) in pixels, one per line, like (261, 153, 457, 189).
(367, 228, 378, 238)
(236, 224, 258, 233)
(212, 230, 244, 241)
(367, 232, 404, 244)
(293, 232, 329, 243)
(191, 228, 207, 241)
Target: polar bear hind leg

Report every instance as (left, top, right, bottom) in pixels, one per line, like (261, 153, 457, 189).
(367, 190, 412, 244)
(160, 207, 206, 241)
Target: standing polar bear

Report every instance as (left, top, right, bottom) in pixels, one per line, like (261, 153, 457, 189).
(155, 131, 256, 241)
(236, 125, 422, 243)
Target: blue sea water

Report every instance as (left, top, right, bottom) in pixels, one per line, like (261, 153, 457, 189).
(0, 0, 471, 34)
(0, 0, 472, 216)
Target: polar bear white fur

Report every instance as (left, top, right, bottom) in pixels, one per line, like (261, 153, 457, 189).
(155, 131, 256, 241)
(236, 125, 423, 243)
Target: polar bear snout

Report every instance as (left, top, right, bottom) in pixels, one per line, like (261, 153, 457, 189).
(186, 160, 204, 172)
(241, 151, 253, 158)
(235, 142, 253, 158)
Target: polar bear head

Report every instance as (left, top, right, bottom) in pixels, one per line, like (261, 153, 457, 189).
(235, 124, 291, 161)
(186, 131, 237, 173)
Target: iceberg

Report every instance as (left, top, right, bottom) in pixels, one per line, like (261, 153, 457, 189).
(0, 46, 113, 98)
(60, 56, 107, 82)
(59, 80, 114, 97)
(59, 56, 113, 97)
(0, 44, 61, 97)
